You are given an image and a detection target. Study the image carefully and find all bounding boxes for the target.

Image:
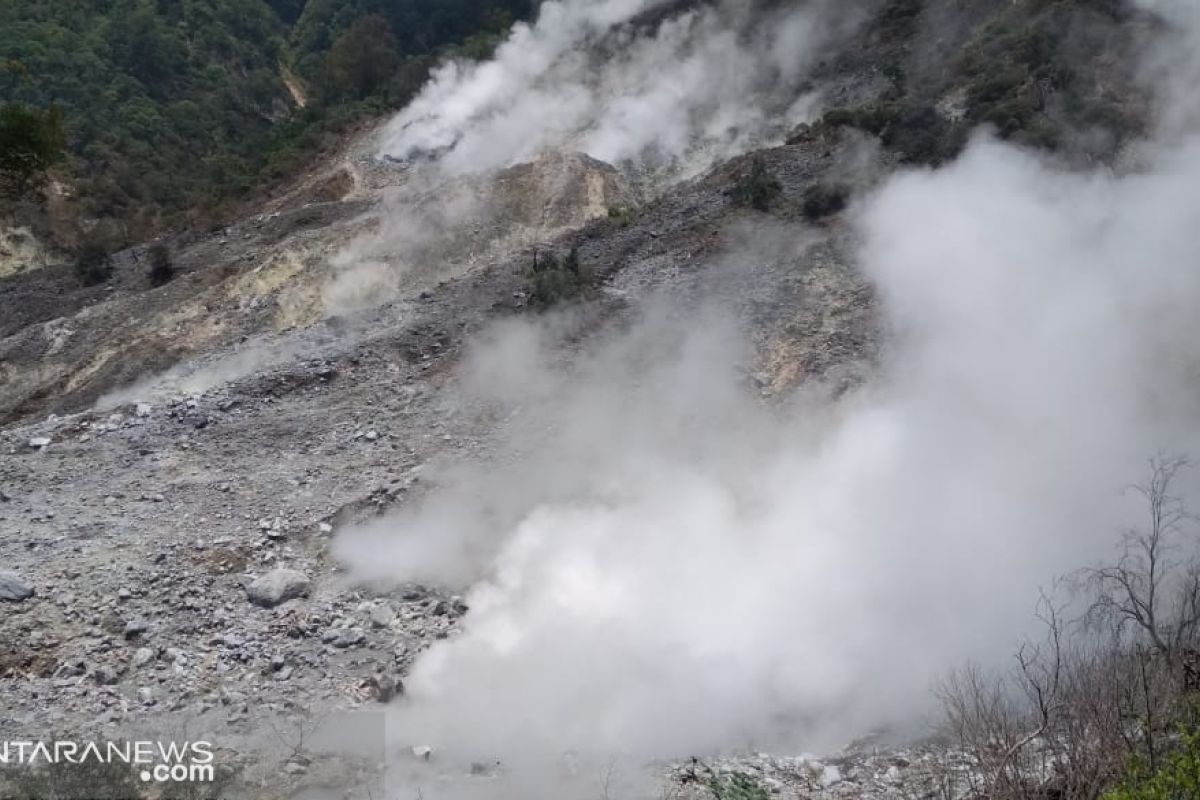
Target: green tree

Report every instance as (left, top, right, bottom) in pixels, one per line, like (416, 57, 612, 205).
(147, 242, 175, 286)
(325, 14, 400, 100)
(1105, 729, 1200, 800)
(266, 0, 306, 24)
(0, 102, 65, 194)
(106, 1, 186, 92)
(731, 157, 782, 212)
(526, 247, 593, 308)
(801, 182, 849, 221)
(74, 239, 114, 286)
(0, 0, 534, 234)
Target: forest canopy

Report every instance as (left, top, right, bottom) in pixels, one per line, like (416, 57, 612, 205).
(0, 0, 537, 237)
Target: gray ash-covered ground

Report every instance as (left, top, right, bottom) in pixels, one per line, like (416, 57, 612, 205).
(0, 130, 879, 799)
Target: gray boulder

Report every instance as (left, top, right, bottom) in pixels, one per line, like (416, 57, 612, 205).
(0, 571, 34, 602)
(246, 569, 311, 607)
(330, 627, 365, 649)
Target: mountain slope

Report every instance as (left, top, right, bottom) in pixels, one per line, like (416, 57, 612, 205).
(0, 0, 535, 242)
(0, 0, 292, 229)
(0, 1, 1193, 799)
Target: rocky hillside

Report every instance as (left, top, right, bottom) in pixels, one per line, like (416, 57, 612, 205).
(0, 1, 1179, 799)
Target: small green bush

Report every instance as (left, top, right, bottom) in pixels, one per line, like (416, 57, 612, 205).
(881, 103, 967, 165)
(74, 240, 114, 286)
(1105, 729, 1200, 800)
(0, 757, 145, 800)
(607, 206, 634, 227)
(730, 157, 783, 212)
(0, 102, 65, 195)
(526, 246, 592, 308)
(147, 243, 175, 286)
(819, 102, 964, 165)
(821, 104, 901, 136)
(0, 756, 239, 800)
(801, 182, 850, 221)
(708, 771, 770, 800)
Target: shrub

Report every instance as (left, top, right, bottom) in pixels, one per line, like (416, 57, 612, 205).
(939, 458, 1200, 800)
(730, 157, 782, 212)
(818, 103, 965, 165)
(801, 183, 850, 221)
(877, 0, 925, 42)
(708, 771, 770, 800)
(0, 756, 144, 800)
(950, 0, 1134, 156)
(881, 104, 967, 165)
(1105, 729, 1200, 800)
(0, 753, 240, 800)
(324, 14, 400, 100)
(74, 240, 114, 286)
(821, 103, 901, 136)
(147, 243, 174, 286)
(0, 102, 65, 195)
(607, 206, 634, 227)
(525, 246, 592, 308)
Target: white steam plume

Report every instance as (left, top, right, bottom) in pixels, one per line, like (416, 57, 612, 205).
(378, 0, 861, 179)
(330, 2, 1200, 797)
(332, 0, 862, 309)
(340, 138, 1200, 765)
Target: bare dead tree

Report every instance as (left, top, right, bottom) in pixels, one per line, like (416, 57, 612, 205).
(939, 664, 1032, 799)
(1085, 455, 1197, 662)
(267, 707, 329, 764)
(1011, 592, 1064, 768)
(937, 456, 1200, 799)
(1050, 636, 1139, 798)
(599, 759, 617, 800)
(936, 590, 1147, 800)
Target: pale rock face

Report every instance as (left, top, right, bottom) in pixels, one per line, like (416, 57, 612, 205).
(0, 226, 52, 280)
(323, 147, 637, 314)
(487, 149, 637, 233)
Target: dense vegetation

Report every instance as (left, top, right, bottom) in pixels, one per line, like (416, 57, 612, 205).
(0, 0, 291, 230)
(0, 0, 537, 239)
(1105, 729, 1200, 800)
(287, 0, 534, 91)
(803, 0, 1141, 167)
(0, 101, 65, 194)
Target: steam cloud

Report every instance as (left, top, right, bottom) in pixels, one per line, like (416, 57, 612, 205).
(332, 0, 863, 315)
(378, 0, 861, 179)
(330, 0, 1200, 796)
